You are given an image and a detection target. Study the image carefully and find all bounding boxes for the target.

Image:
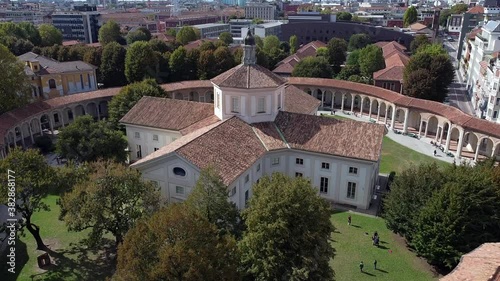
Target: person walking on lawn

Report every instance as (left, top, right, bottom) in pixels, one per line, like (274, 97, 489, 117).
(359, 261, 364, 272)
(348, 215, 352, 226)
(374, 260, 377, 270)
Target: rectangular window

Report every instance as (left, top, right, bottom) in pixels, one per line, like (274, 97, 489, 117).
(134, 132, 140, 139)
(295, 172, 303, 177)
(245, 174, 250, 183)
(271, 157, 280, 166)
(245, 190, 249, 205)
(296, 158, 304, 165)
(229, 186, 236, 197)
(320, 177, 329, 193)
(136, 144, 142, 159)
(257, 163, 261, 172)
(494, 111, 498, 119)
(153, 134, 159, 141)
(231, 96, 240, 113)
(88, 73, 91, 88)
(176, 186, 184, 195)
(349, 167, 358, 175)
(154, 147, 159, 151)
(257, 97, 265, 113)
(80, 74, 84, 89)
(53, 113, 59, 123)
(277, 93, 282, 109)
(497, 98, 500, 106)
(347, 182, 356, 199)
(321, 162, 330, 170)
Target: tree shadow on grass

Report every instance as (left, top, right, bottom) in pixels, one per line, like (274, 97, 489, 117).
(0, 238, 28, 281)
(29, 238, 116, 281)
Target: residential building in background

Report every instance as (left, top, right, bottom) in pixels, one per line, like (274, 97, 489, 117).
(189, 23, 230, 39)
(373, 41, 410, 94)
(244, 3, 276, 20)
(241, 21, 283, 38)
(229, 19, 253, 38)
(476, 55, 500, 122)
(52, 5, 100, 44)
(273, 41, 327, 77)
(18, 52, 97, 100)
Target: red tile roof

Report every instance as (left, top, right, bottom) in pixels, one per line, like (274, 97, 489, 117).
(184, 39, 218, 51)
(120, 97, 215, 131)
(212, 64, 286, 89)
(440, 243, 500, 281)
(373, 65, 406, 81)
(467, 5, 484, 14)
(283, 85, 321, 114)
(273, 41, 326, 75)
(373, 42, 409, 82)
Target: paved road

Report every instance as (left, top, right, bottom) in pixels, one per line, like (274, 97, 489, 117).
(443, 40, 475, 116)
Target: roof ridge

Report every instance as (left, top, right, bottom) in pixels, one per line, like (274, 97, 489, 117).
(273, 118, 290, 149)
(251, 126, 270, 151)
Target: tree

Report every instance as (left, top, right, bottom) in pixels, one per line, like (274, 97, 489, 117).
(403, 6, 418, 27)
(11, 38, 34, 56)
(18, 22, 41, 46)
(169, 46, 189, 81)
(451, 3, 469, 14)
(214, 46, 236, 76)
(148, 38, 170, 53)
(346, 49, 361, 65)
(263, 35, 281, 54)
(239, 173, 334, 281)
(100, 42, 127, 87)
(176, 26, 197, 45)
(267, 47, 287, 69)
(327, 38, 348, 75)
(337, 11, 352, 21)
(219, 32, 233, 45)
(254, 35, 264, 49)
(417, 43, 448, 56)
(289, 35, 298, 54)
(38, 24, 62, 46)
(404, 69, 435, 99)
(439, 9, 452, 27)
(336, 64, 360, 80)
(316, 46, 329, 58)
(199, 40, 216, 52)
(98, 20, 122, 45)
(292, 56, 333, 78)
(279, 41, 290, 54)
(185, 167, 243, 238)
(125, 41, 158, 83)
(0, 44, 31, 114)
(348, 33, 371, 51)
(358, 44, 385, 78)
(198, 50, 217, 80)
(0, 149, 55, 250)
(56, 115, 128, 163)
(126, 29, 150, 45)
(114, 204, 240, 281)
(410, 34, 431, 53)
(166, 28, 177, 37)
(383, 163, 446, 241)
(108, 79, 166, 126)
(185, 48, 200, 80)
(60, 160, 160, 247)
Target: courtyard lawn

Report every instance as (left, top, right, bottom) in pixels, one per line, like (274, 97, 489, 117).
(379, 137, 450, 174)
(3, 195, 115, 281)
(330, 211, 439, 281)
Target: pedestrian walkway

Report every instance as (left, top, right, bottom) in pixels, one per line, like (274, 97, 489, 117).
(318, 110, 473, 166)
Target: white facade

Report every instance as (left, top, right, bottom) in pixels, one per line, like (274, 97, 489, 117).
(244, 4, 276, 20)
(137, 148, 378, 210)
(476, 58, 500, 122)
(125, 124, 182, 161)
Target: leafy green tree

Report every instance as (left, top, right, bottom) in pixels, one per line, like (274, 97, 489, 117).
(279, 41, 290, 54)
(383, 163, 446, 241)
(336, 64, 360, 80)
(198, 50, 217, 80)
(252, 18, 264, 24)
(169, 46, 188, 81)
(289, 35, 298, 54)
(254, 35, 264, 49)
(0, 149, 54, 250)
(108, 79, 166, 126)
(292, 56, 333, 78)
(327, 37, 348, 75)
(38, 24, 62, 46)
(125, 41, 158, 83)
(347, 74, 364, 83)
(185, 48, 200, 80)
(263, 35, 280, 53)
(267, 47, 287, 69)
(0, 22, 27, 40)
(114, 204, 241, 281)
(98, 20, 122, 45)
(404, 69, 435, 98)
(100, 42, 127, 87)
(199, 40, 216, 52)
(451, 3, 469, 14)
(11, 38, 34, 55)
(233, 47, 243, 64)
(358, 44, 385, 78)
(316, 46, 329, 58)
(219, 32, 233, 45)
(410, 34, 431, 53)
(348, 33, 371, 51)
(148, 38, 170, 53)
(439, 9, 452, 26)
(256, 46, 270, 69)
(185, 167, 243, 238)
(0, 44, 31, 114)
(214, 46, 236, 75)
(60, 160, 161, 247)
(166, 28, 177, 37)
(56, 115, 128, 163)
(403, 6, 418, 27)
(417, 43, 448, 56)
(239, 173, 334, 281)
(346, 49, 361, 65)
(337, 11, 353, 21)
(18, 22, 41, 46)
(176, 26, 198, 45)
(126, 29, 150, 45)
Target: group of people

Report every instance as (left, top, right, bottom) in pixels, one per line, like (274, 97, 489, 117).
(348, 215, 381, 274)
(359, 260, 377, 272)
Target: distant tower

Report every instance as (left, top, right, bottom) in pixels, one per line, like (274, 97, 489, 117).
(242, 29, 256, 65)
(432, 1, 442, 40)
(170, 0, 180, 17)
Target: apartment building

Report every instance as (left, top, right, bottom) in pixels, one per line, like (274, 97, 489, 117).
(244, 3, 276, 20)
(52, 5, 100, 44)
(241, 21, 283, 38)
(189, 23, 230, 39)
(476, 56, 500, 122)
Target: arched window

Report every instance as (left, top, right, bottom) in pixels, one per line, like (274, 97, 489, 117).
(173, 167, 186, 177)
(48, 79, 56, 89)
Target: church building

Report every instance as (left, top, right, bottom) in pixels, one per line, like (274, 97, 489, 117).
(122, 31, 386, 210)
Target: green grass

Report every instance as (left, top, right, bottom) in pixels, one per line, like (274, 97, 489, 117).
(4, 195, 115, 281)
(379, 137, 450, 174)
(330, 211, 438, 281)
(322, 114, 350, 121)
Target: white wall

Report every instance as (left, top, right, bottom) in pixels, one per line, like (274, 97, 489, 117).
(125, 124, 182, 161)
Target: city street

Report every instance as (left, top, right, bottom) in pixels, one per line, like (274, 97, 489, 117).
(443, 39, 476, 116)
